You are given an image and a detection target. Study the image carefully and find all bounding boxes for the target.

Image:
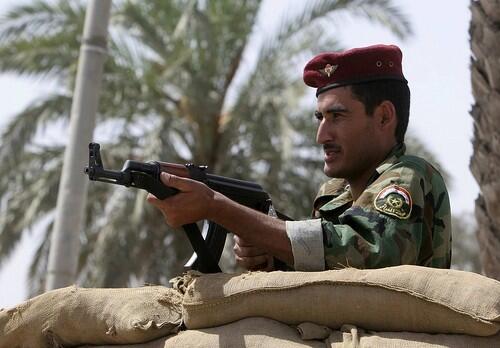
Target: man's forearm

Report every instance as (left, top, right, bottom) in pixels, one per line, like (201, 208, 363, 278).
(210, 192, 294, 265)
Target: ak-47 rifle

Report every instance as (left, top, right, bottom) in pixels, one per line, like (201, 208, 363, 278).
(84, 143, 288, 273)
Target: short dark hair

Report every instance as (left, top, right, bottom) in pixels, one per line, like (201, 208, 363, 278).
(350, 80, 410, 143)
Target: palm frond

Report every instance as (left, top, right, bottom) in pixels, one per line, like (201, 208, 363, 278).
(348, 0, 413, 39)
(28, 223, 51, 297)
(0, 146, 63, 265)
(0, 94, 72, 175)
(0, 0, 84, 41)
(0, 0, 84, 79)
(260, 0, 412, 67)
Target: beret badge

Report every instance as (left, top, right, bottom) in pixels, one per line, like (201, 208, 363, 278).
(320, 63, 338, 77)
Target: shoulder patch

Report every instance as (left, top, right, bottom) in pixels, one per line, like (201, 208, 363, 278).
(374, 185, 412, 219)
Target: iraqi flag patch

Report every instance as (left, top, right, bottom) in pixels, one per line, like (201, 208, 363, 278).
(374, 185, 412, 219)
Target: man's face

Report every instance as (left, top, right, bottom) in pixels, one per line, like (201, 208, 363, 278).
(315, 86, 383, 180)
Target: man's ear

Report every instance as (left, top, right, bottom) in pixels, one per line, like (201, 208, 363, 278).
(374, 100, 397, 133)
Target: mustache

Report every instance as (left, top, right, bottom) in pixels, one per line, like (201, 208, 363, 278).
(323, 143, 341, 152)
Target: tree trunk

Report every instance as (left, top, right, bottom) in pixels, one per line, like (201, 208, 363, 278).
(469, 0, 500, 280)
(46, 0, 112, 290)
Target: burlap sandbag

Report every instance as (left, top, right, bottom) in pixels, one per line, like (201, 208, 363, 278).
(163, 317, 325, 348)
(81, 320, 500, 348)
(327, 324, 500, 348)
(0, 285, 182, 348)
(78, 337, 167, 348)
(177, 265, 500, 336)
(80, 317, 325, 348)
(78, 337, 168, 348)
(80, 318, 500, 348)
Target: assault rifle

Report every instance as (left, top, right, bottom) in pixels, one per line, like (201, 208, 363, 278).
(84, 143, 287, 273)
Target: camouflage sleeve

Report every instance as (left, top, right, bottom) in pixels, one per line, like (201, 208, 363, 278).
(321, 160, 451, 269)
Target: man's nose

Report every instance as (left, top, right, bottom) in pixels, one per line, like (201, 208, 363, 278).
(316, 119, 331, 144)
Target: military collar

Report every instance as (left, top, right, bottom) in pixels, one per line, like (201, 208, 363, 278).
(367, 142, 406, 186)
(317, 143, 406, 213)
(313, 178, 349, 211)
(318, 188, 352, 212)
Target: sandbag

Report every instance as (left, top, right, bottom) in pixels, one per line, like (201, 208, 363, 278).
(177, 265, 500, 336)
(0, 285, 182, 348)
(79, 337, 168, 348)
(79, 337, 167, 348)
(80, 317, 325, 348)
(82, 320, 500, 348)
(327, 324, 500, 348)
(163, 317, 325, 348)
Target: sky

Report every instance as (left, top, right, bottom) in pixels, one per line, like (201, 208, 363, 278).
(0, 0, 477, 308)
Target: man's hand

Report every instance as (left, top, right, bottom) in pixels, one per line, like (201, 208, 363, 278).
(233, 235, 274, 271)
(146, 172, 217, 228)
(147, 172, 294, 268)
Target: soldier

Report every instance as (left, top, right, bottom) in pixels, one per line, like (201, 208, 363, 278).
(147, 44, 452, 271)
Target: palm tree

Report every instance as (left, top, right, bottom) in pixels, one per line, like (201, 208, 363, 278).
(469, 0, 500, 280)
(0, 0, 412, 295)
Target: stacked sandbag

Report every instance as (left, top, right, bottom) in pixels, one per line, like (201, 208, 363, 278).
(80, 318, 329, 348)
(0, 285, 182, 348)
(82, 319, 500, 348)
(5, 265, 500, 348)
(327, 324, 500, 348)
(163, 317, 325, 348)
(175, 265, 500, 336)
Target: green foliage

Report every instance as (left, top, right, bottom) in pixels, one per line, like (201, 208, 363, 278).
(0, 0, 412, 294)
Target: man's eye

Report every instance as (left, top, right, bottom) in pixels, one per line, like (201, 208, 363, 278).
(314, 112, 323, 121)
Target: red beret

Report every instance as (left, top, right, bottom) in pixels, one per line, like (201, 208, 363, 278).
(303, 44, 407, 96)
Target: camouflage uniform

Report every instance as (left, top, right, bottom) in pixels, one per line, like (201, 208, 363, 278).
(285, 143, 452, 271)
